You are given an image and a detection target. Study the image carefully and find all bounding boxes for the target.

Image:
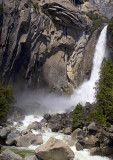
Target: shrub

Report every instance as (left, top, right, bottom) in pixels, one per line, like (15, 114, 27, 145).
(109, 18, 113, 34)
(72, 103, 84, 130)
(87, 13, 109, 33)
(30, 0, 39, 13)
(41, 8, 49, 16)
(0, 83, 16, 120)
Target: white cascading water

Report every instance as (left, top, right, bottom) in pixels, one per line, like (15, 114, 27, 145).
(70, 25, 108, 106)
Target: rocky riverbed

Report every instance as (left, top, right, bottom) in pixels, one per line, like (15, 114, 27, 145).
(0, 105, 113, 160)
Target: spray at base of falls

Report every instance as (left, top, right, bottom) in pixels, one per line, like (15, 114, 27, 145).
(70, 25, 108, 106)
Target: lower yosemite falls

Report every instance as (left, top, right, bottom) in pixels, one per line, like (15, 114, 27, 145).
(70, 26, 108, 106)
(1, 0, 113, 159)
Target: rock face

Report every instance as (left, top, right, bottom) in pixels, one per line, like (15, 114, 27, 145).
(89, 0, 113, 19)
(0, 149, 22, 160)
(77, 27, 104, 85)
(35, 137, 74, 160)
(0, 0, 99, 93)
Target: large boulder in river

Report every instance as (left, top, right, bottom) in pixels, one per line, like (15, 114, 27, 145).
(16, 133, 43, 147)
(27, 122, 42, 130)
(0, 149, 22, 160)
(5, 129, 21, 145)
(35, 137, 74, 160)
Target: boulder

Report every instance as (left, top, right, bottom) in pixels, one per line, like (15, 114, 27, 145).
(88, 122, 98, 133)
(76, 142, 84, 151)
(90, 147, 101, 156)
(84, 135, 99, 149)
(16, 133, 43, 147)
(25, 155, 39, 160)
(35, 137, 74, 160)
(0, 127, 11, 138)
(44, 114, 51, 121)
(71, 128, 85, 145)
(0, 149, 22, 160)
(47, 113, 72, 133)
(101, 147, 113, 156)
(64, 127, 72, 135)
(5, 129, 21, 145)
(27, 122, 42, 130)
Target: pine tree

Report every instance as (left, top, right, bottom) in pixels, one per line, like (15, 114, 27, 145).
(0, 83, 16, 120)
(72, 103, 84, 130)
(89, 58, 113, 126)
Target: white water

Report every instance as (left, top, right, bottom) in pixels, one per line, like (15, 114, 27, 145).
(70, 26, 108, 106)
(14, 114, 110, 160)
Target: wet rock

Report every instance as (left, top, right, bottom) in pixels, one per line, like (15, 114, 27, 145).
(5, 129, 21, 146)
(0, 149, 22, 160)
(27, 122, 42, 130)
(76, 142, 84, 151)
(35, 137, 74, 160)
(72, 128, 85, 145)
(21, 129, 32, 135)
(25, 155, 39, 160)
(0, 127, 11, 138)
(90, 147, 101, 156)
(101, 147, 113, 156)
(16, 133, 43, 147)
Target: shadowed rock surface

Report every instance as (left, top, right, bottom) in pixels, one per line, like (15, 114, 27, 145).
(0, 0, 99, 94)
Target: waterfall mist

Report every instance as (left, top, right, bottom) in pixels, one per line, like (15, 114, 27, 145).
(16, 90, 71, 114)
(16, 26, 108, 114)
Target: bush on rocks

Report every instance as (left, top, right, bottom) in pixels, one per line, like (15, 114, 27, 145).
(0, 83, 16, 121)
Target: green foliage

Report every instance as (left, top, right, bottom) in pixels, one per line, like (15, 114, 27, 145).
(87, 13, 109, 33)
(0, 4, 3, 10)
(109, 18, 113, 34)
(88, 58, 113, 127)
(0, 4, 3, 15)
(0, 147, 34, 158)
(72, 103, 84, 130)
(30, 0, 39, 13)
(61, 85, 73, 95)
(0, 83, 16, 120)
(41, 7, 49, 16)
(10, 148, 34, 158)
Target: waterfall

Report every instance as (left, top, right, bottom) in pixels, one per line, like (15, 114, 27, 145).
(70, 25, 108, 106)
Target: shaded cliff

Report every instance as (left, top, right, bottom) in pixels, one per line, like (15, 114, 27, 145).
(0, 0, 102, 94)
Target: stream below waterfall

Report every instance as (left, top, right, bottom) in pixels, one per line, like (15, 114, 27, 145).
(13, 26, 111, 160)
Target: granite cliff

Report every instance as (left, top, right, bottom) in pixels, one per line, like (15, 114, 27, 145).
(0, 0, 110, 94)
